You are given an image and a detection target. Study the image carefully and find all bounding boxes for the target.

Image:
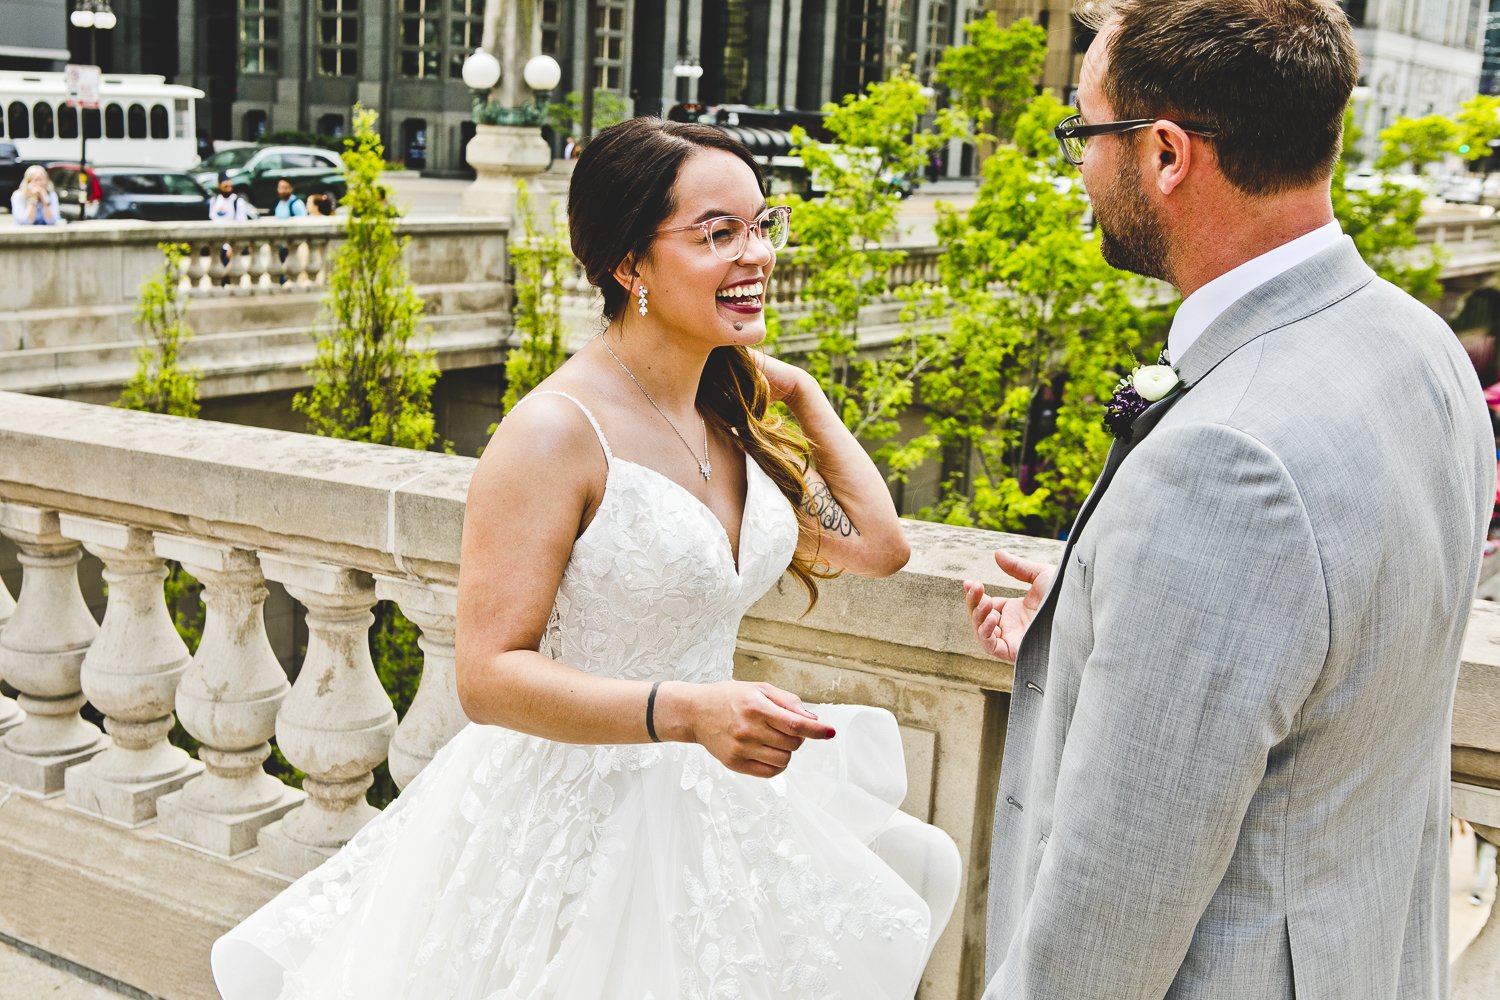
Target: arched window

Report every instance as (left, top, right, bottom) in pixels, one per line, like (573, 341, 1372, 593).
(242, 109, 268, 141)
(104, 103, 125, 138)
(8, 102, 30, 140)
(82, 107, 102, 139)
(59, 105, 79, 139)
(127, 103, 148, 139)
(149, 104, 170, 139)
(33, 102, 54, 139)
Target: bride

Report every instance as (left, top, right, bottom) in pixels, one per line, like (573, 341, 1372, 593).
(211, 117, 960, 1000)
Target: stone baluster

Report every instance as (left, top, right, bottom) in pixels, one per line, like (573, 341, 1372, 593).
(226, 241, 252, 290)
(304, 238, 326, 286)
(256, 556, 396, 880)
(0, 569, 22, 737)
(374, 577, 464, 790)
(154, 538, 302, 857)
(184, 243, 210, 290)
(206, 242, 229, 289)
(0, 503, 105, 795)
(1454, 823, 1500, 999)
(59, 516, 201, 826)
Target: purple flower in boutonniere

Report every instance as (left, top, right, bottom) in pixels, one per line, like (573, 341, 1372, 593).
(1103, 363, 1183, 441)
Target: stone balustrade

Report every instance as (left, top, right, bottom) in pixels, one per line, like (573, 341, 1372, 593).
(0, 389, 1495, 1000)
(0, 218, 511, 403)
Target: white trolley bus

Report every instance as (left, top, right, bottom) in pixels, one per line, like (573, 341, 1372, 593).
(0, 71, 203, 169)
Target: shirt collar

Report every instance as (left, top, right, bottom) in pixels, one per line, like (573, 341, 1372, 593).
(1167, 220, 1343, 365)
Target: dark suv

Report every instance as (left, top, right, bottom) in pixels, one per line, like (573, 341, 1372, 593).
(48, 165, 212, 222)
(0, 142, 30, 204)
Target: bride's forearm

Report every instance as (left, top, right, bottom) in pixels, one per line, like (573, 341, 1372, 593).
(457, 648, 701, 745)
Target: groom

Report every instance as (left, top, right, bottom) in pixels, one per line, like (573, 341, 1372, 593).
(966, 2, 1493, 998)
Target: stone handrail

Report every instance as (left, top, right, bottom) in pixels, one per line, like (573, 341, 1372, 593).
(0, 218, 511, 402)
(0, 390, 1494, 999)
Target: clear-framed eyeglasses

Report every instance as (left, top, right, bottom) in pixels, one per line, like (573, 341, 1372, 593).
(1053, 113, 1220, 167)
(655, 205, 792, 261)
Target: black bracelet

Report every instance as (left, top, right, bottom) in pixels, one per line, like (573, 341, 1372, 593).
(645, 680, 663, 743)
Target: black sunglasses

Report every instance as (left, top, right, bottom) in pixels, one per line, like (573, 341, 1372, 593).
(1054, 113, 1221, 166)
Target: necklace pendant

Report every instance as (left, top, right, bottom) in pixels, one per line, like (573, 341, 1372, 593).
(699, 459, 712, 481)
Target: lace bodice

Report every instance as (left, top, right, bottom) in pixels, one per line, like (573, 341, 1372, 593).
(532, 391, 800, 682)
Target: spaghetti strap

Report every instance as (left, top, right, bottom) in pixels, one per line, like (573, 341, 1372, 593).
(512, 390, 613, 463)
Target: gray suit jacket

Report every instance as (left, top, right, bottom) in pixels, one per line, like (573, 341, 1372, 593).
(982, 239, 1493, 1000)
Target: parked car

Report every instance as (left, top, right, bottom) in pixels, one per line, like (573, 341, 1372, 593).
(47, 164, 212, 222)
(0, 141, 31, 205)
(191, 145, 346, 210)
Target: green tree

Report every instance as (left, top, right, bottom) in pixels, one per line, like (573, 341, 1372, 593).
(1376, 114, 1458, 173)
(291, 105, 441, 807)
(546, 90, 629, 138)
(934, 13, 1048, 146)
(501, 182, 572, 417)
(1456, 94, 1500, 165)
(900, 93, 1165, 534)
(1335, 106, 1444, 301)
(119, 242, 201, 419)
(294, 105, 441, 451)
(779, 70, 954, 442)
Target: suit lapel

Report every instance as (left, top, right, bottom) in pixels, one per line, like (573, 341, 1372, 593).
(1014, 238, 1376, 670)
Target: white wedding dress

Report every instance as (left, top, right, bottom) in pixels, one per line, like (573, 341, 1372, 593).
(212, 391, 961, 1000)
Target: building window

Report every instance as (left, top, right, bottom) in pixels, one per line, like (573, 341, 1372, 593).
(448, 0, 484, 78)
(105, 103, 125, 138)
(595, 0, 626, 91)
(399, 0, 442, 78)
(243, 109, 268, 141)
(922, 0, 952, 79)
(8, 102, 29, 140)
(319, 0, 359, 76)
(240, 0, 281, 75)
(541, 0, 561, 57)
(1340, 0, 1367, 27)
(835, 0, 886, 99)
(33, 102, 55, 139)
(318, 112, 346, 137)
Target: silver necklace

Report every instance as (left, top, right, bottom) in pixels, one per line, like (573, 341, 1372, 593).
(600, 335, 712, 481)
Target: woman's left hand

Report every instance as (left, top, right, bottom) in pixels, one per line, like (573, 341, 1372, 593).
(753, 351, 815, 406)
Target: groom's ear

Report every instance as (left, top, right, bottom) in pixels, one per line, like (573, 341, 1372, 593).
(1149, 120, 1194, 196)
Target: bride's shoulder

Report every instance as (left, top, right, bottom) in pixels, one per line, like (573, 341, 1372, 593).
(480, 387, 609, 479)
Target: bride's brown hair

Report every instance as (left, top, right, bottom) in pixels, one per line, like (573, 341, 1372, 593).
(569, 117, 832, 605)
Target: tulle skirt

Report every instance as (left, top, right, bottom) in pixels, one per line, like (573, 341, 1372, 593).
(211, 704, 962, 1000)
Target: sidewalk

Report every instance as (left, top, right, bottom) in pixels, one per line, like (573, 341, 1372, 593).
(0, 938, 136, 999)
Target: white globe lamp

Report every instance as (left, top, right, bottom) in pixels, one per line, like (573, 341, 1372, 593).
(461, 48, 501, 91)
(70, 8, 94, 27)
(523, 54, 561, 93)
(94, 8, 116, 30)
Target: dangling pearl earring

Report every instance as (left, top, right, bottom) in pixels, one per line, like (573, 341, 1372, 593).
(637, 284, 649, 316)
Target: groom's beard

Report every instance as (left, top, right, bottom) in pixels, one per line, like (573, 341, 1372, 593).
(1095, 157, 1171, 283)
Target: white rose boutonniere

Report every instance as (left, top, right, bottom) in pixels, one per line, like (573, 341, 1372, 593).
(1132, 364, 1181, 402)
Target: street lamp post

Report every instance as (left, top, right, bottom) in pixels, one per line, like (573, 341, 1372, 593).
(672, 58, 704, 105)
(459, 45, 564, 221)
(68, 0, 116, 173)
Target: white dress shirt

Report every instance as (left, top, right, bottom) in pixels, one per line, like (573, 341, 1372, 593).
(1166, 220, 1344, 364)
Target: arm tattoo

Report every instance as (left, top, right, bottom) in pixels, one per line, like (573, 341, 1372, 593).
(801, 483, 860, 537)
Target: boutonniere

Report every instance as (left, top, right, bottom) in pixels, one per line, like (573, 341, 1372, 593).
(1103, 363, 1183, 441)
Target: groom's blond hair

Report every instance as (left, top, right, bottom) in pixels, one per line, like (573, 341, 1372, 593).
(1074, 0, 1359, 196)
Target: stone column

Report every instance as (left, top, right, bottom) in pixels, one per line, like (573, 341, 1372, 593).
(374, 576, 464, 790)
(154, 538, 302, 858)
(1454, 822, 1500, 1000)
(0, 567, 22, 737)
(0, 504, 105, 796)
(256, 556, 396, 880)
(460, 124, 553, 223)
(60, 517, 202, 827)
